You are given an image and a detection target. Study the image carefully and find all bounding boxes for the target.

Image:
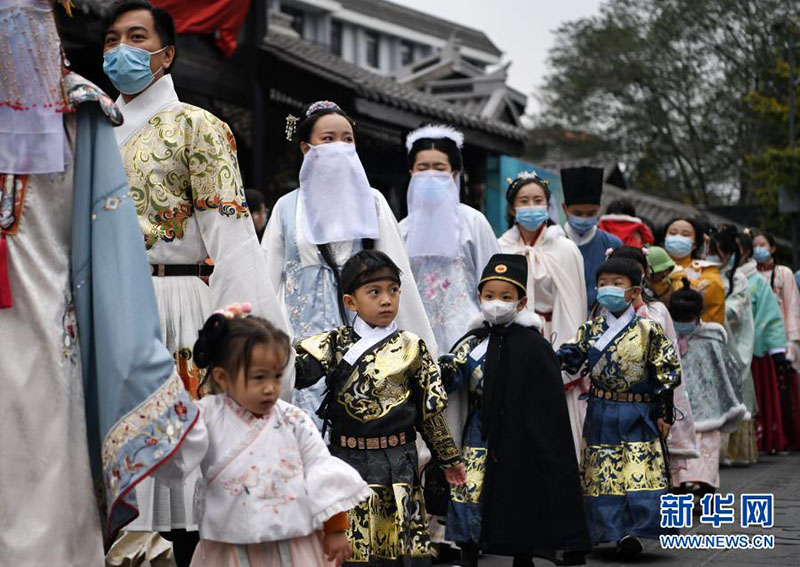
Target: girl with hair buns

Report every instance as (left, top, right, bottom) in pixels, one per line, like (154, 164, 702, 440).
(497, 171, 587, 461)
(152, 305, 371, 567)
(261, 101, 437, 430)
(753, 232, 800, 448)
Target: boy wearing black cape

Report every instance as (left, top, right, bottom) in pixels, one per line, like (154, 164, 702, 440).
(440, 254, 590, 567)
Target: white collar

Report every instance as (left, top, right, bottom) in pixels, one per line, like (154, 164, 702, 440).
(343, 316, 398, 366)
(595, 304, 636, 353)
(467, 308, 543, 332)
(564, 222, 598, 246)
(114, 75, 180, 147)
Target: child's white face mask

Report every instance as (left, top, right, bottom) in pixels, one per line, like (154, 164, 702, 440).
(481, 299, 520, 326)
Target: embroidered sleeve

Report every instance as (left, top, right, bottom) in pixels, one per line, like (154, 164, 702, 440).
(413, 339, 461, 466)
(295, 330, 337, 389)
(420, 412, 461, 467)
(439, 335, 477, 393)
(190, 112, 249, 218)
(557, 321, 592, 374)
(646, 322, 681, 392)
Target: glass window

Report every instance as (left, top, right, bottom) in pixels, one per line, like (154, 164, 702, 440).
(399, 40, 413, 66)
(331, 20, 343, 55)
(365, 31, 379, 68)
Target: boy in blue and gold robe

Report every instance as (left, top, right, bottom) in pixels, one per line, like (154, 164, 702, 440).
(294, 250, 466, 567)
(557, 257, 681, 558)
(441, 254, 590, 567)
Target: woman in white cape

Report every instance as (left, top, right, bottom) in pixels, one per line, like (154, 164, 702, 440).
(497, 171, 587, 461)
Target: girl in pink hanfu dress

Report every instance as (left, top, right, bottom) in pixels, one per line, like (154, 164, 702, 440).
(155, 304, 371, 567)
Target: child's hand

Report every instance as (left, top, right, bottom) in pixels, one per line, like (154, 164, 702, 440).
(444, 462, 467, 485)
(323, 531, 352, 566)
(657, 418, 671, 440)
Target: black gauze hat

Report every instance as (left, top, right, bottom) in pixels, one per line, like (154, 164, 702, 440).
(479, 254, 527, 297)
(560, 166, 604, 206)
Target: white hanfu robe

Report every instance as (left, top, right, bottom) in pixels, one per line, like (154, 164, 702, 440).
(115, 75, 290, 532)
(498, 224, 588, 461)
(156, 397, 370, 566)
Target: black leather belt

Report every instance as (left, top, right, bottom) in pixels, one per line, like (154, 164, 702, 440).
(334, 429, 416, 450)
(150, 264, 214, 277)
(591, 387, 652, 403)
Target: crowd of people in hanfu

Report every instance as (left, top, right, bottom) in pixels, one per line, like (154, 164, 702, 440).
(2, 2, 799, 567)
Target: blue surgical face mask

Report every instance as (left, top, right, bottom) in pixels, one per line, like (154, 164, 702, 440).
(596, 286, 632, 313)
(515, 206, 549, 232)
(664, 235, 694, 259)
(674, 321, 698, 336)
(103, 44, 167, 95)
(567, 213, 598, 235)
(753, 246, 771, 264)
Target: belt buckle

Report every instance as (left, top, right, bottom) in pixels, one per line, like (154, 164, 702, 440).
(347, 437, 357, 449)
(388, 435, 398, 447)
(366, 437, 379, 450)
(157, 264, 166, 277)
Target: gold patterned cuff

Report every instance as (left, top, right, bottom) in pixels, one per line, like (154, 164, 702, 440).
(421, 412, 461, 467)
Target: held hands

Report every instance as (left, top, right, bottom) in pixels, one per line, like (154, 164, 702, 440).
(657, 418, 671, 440)
(444, 462, 467, 486)
(323, 532, 352, 567)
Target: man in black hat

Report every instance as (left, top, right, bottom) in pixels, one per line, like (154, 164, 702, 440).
(440, 253, 590, 567)
(561, 166, 622, 311)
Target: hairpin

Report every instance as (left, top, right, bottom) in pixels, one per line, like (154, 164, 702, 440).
(642, 247, 651, 256)
(214, 302, 253, 320)
(605, 247, 614, 258)
(306, 100, 341, 117)
(285, 114, 298, 141)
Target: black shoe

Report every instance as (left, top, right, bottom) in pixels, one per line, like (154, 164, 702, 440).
(512, 554, 535, 567)
(617, 535, 643, 559)
(451, 542, 479, 567)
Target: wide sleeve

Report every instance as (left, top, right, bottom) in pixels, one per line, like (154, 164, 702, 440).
(294, 408, 371, 527)
(700, 268, 725, 325)
(464, 206, 501, 283)
(556, 321, 592, 374)
(413, 339, 461, 467)
(538, 232, 588, 349)
(779, 266, 800, 342)
(439, 335, 478, 394)
(260, 195, 288, 297)
(294, 330, 337, 390)
(373, 190, 439, 358)
(646, 321, 682, 392)
(757, 279, 787, 353)
(152, 406, 210, 483)
(188, 115, 296, 397)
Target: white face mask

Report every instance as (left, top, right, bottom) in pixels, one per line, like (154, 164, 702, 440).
(481, 299, 520, 325)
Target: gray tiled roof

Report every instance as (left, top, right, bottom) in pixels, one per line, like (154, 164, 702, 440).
(262, 31, 526, 142)
(338, 0, 502, 57)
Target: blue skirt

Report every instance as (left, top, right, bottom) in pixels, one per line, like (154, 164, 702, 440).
(582, 398, 673, 544)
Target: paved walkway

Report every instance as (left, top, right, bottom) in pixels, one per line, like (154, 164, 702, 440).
(447, 452, 800, 567)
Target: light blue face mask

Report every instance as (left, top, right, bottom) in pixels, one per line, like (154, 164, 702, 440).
(103, 44, 167, 95)
(664, 235, 693, 259)
(596, 286, 632, 313)
(567, 213, 598, 235)
(515, 206, 549, 232)
(753, 246, 771, 264)
(674, 321, 698, 336)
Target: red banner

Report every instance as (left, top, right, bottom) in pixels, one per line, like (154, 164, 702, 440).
(152, 0, 252, 57)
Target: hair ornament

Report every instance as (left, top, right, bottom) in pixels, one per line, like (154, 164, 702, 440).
(306, 100, 341, 117)
(513, 170, 551, 189)
(213, 302, 253, 320)
(405, 124, 465, 152)
(285, 114, 299, 141)
(605, 247, 614, 258)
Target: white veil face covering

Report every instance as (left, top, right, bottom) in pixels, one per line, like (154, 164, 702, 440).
(298, 141, 380, 245)
(0, 0, 69, 174)
(405, 170, 460, 258)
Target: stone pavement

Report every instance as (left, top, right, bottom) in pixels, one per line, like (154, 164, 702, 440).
(444, 452, 800, 567)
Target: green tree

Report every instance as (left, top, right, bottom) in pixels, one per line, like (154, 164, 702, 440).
(538, 0, 797, 209)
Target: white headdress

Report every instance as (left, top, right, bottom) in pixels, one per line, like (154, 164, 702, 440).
(405, 124, 465, 153)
